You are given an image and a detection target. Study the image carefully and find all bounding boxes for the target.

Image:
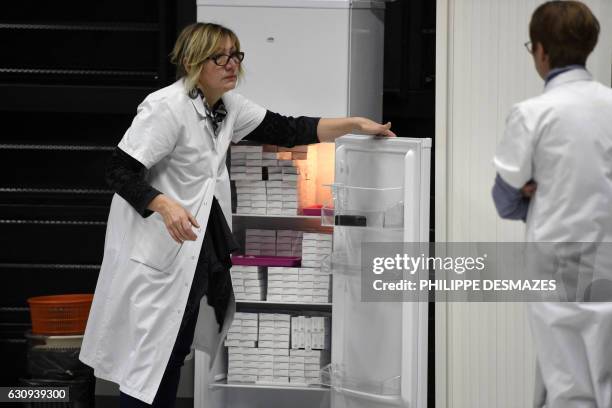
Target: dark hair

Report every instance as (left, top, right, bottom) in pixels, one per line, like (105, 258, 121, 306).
(529, 1, 600, 68)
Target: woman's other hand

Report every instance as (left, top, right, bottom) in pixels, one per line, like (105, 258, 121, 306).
(148, 195, 200, 243)
(355, 118, 397, 138)
(521, 181, 537, 198)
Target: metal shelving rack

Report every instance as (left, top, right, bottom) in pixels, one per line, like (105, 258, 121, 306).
(0, 0, 194, 387)
(197, 210, 334, 404)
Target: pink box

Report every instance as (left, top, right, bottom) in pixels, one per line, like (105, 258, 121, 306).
(232, 255, 301, 267)
(302, 205, 323, 216)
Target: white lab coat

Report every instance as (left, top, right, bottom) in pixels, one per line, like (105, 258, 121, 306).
(79, 79, 266, 404)
(494, 69, 612, 407)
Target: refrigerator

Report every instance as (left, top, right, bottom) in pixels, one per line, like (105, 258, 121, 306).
(324, 135, 431, 408)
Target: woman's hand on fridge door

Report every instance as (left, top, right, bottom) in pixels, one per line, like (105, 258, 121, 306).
(317, 117, 396, 142)
(148, 194, 200, 243)
(354, 117, 397, 138)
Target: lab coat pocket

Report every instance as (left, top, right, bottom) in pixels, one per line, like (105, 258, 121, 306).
(130, 212, 183, 272)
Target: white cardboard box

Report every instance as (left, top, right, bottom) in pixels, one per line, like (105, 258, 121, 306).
(246, 229, 276, 237)
(232, 145, 262, 153)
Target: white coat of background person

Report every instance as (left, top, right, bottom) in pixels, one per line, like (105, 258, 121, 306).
(492, 2, 612, 407)
(78, 22, 396, 405)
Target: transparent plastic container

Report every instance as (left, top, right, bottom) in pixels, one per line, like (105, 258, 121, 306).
(320, 364, 403, 406)
(321, 184, 404, 229)
(331, 227, 404, 272)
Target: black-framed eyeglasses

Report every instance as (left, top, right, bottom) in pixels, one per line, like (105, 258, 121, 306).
(209, 51, 245, 67)
(524, 41, 533, 54)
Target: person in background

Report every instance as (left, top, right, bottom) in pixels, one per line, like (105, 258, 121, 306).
(492, 1, 612, 407)
(79, 22, 395, 407)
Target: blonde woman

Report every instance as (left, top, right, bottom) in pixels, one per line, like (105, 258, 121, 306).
(79, 22, 394, 407)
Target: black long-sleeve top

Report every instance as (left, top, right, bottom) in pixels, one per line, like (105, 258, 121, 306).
(106, 109, 320, 330)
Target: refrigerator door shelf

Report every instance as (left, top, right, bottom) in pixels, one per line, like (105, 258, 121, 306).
(321, 364, 402, 405)
(320, 184, 404, 229)
(333, 388, 402, 406)
(330, 226, 404, 271)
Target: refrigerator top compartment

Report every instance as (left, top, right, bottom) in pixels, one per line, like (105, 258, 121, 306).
(324, 135, 431, 236)
(334, 135, 431, 189)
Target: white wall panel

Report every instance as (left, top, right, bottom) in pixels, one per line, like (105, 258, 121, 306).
(436, 0, 612, 407)
(197, 6, 350, 118)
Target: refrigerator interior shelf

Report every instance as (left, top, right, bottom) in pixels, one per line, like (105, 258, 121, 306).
(232, 213, 321, 220)
(210, 380, 330, 392)
(236, 300, 332, 309)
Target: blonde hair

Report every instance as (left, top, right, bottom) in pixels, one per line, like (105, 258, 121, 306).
(170, 22, 243, 95)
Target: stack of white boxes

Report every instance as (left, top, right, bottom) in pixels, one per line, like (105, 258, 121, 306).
(234, 181, 267, 215)
(267, 267, 331, 303)
(231, 145, 266, 215)
(265, 180, 283, 215)
(276, 230, 302, 257)
(290, 316, 331, 350)
(226, 313, 259, 382)
(258, 313, 291, 349)
(273, 147, 304, 216)
(226, 312, 330, 385)
(278, 145, 308, 160)
(279, 159, 299, 216)
(226, 313, 292, 384)
(290, 316, 331, 384)
(262, 151, 280, 180)
(230, 145, 264, 181)
(225, 312, 258, 350)
(256, 313, 292, 383)
(289, 349, 330, 385)
(230, 266, 265, 301)
(244, 229, 276, 256)
(232, 144, 304, 215)
(227, 347, 259, 383)
(301, 233, 333, 268)
(264, 179, 299, 216)
(230, 347, 291, 384)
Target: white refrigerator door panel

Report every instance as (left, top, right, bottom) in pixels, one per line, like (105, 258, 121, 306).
(331, 135, 430, 408)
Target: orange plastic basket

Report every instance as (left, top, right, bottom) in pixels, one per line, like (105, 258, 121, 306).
(27, 294, 94, 335)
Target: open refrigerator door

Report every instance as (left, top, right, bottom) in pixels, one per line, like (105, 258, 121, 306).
(321, 135, 431, 408)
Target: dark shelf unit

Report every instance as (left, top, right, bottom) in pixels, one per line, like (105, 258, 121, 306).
(382, 2, 436, 407)
(0, 0, 195, 387)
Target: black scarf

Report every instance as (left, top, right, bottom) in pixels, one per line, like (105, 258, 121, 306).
(192, 88, 227, 134)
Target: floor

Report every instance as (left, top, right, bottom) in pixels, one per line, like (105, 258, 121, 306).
(95, 396, 194, 407)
